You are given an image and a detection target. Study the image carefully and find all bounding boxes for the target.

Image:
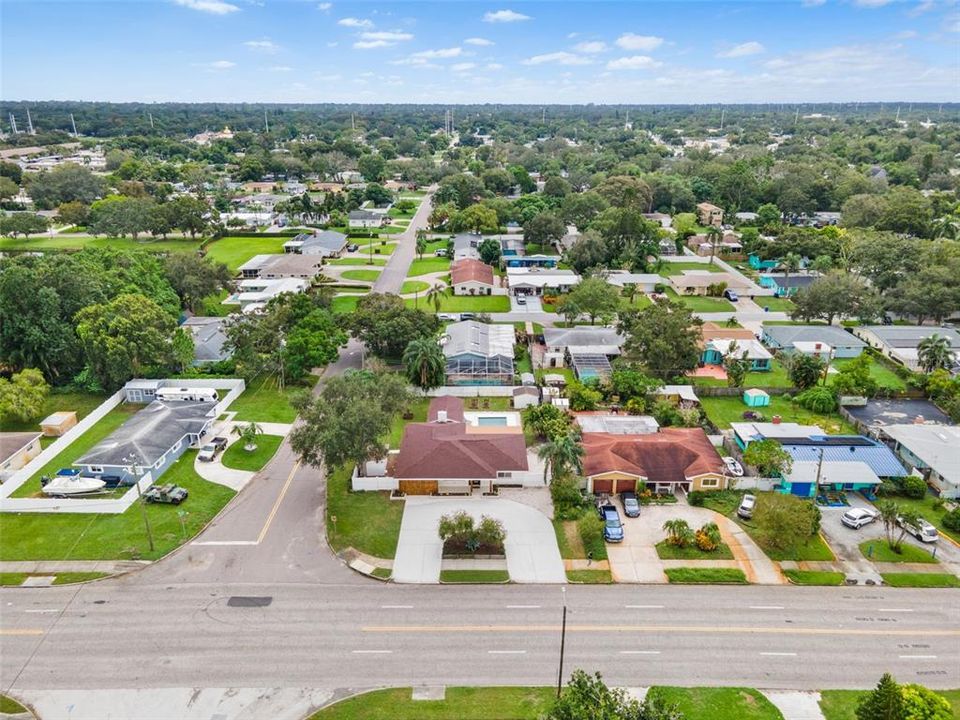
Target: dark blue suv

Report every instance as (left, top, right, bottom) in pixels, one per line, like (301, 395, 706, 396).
(597, 503, 624, 543)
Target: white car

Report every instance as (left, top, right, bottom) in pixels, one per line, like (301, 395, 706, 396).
(897, 515, 939, 543)
(841, 507, 879, 529)
(723, 457, 744, 477)
(737, 494, 756, 520)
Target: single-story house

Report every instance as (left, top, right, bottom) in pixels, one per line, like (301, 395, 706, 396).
(283, 230, 348, 258)
(880, 424, 960, 499)
(443, 321, 515, 385)
(575, 414, 659, 435)
(182, 317, 231, 365)
(452, 233, 483, 261)
(40, 411, 77, 437)
(702, 338, 772, 371)
(450, 259, 495, 296)
(688, 232, 742, 258)
(74, 398, 216, 485)
(237, 254, 324, 280)
(391, 397, 535, 495)
(512, 386, 541, 410)
(781, 460, 882, 498)
(852, 325, 960, 372)
(735, 212, 759, 222)
(696, 202, 724, 227)
(504, 254, 559, 269)
(348, 209, 384, 229)
(582, 428, 727, 495)
(542, 326, 625, 371)
(762, 325, 866, 359)
(507, 268, 581, 296)
(670, 271, 747, 297)
(0, 432, 42, 482)
(604, 271, 662, 293)
(748, 254, 779, 271)
(758, 273, 818, 298)
(230, 277, 308, 314)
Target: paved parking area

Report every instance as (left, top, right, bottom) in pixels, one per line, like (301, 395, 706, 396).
(510, 295, 542, 312)
(392, 497, 566, 584)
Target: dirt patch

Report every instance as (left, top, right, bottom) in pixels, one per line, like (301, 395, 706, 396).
(740, 690, 757, 706)
(563, 521, 586, 557)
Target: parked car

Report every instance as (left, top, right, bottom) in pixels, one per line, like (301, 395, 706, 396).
(722, 457, 744, 477)
(460, 312, 476, 320)
(737, 494, 756, 520)
(197, 437, 228, 462)
(724, 289, 739, 302)
(841, 507, 879, 529)
(434, 248, 448, 257)
(516, 296, 527, 305)
(144, 483, 189, 505)
(897, 515, 939, 543)
(597, 503, 624, 543)
(347, 243, 359, 252)
(620, 491, 641, 518)
(437, 313, 460, 322)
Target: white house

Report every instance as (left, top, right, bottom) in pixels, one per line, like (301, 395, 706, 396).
(506, 267, 581, 296)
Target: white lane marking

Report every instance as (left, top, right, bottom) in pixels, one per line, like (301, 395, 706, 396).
(352, 650, 392, 654)
(506, 605, 541, 609)
(899, 655, 937, 659)
(750, 606, 785, 610)
(381, 605, 413, 609)
(488, 650, 526, 654)
(23, 609, 60, 614)
(191, 540, 258, 546)
(760, 652, 798, 657)
(625, 605, 664, 609)
(620, 650, 661, 655)
(878, 608, 914, 613)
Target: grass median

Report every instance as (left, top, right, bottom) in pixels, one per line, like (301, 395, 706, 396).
(665, 567, 748, 584)
(655, 540, 734, 560)
(220, 435, 284, 472)
(439, 569, 509, 583)
(309, 687, 553, 720)
(859, 539, 937, 563)
(783, 570, 845, 586)
(881, 572, 960, 588)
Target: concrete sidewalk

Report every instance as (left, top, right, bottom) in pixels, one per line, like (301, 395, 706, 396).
(762, 690, 826, 720)
(0, 560, 148, 574)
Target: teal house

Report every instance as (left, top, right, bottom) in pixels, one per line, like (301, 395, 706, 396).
(780, 460, 882, 498)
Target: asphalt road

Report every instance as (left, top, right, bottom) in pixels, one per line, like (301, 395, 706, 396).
(371, 191, 434, 294)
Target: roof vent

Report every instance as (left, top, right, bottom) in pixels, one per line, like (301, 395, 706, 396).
(913, 415, 925, 424)
(437, 410, 448, 423)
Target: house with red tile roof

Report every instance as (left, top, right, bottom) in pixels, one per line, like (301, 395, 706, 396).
(581, 428, 727, 495)
(450, 259, 496, 296)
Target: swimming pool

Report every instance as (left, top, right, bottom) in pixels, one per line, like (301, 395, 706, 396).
(476, 416, 509, 426)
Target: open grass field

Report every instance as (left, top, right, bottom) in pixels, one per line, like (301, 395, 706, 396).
(820, 689, 960, 720)
(220, 434, 284, 472)
(331, 295, 361, 314)
(227, 374, 318, 424)
(859, 539, 937, 563)
(0, 450, 236, 561)
(650, 687, 783, 720)
(339, 269, 381, 282)
(657, 261, 727, 276)
(831, 357, 907, 390)
(407, 257, 451, 276)
(326, 464, 404, 559)
(694, 360, 793, 388)
(405, 292, 510, 312)
(756, 296, 795, 312)
(699, 395, 856, 434)
(0, 235, 203, 254)
(400, 280, 430, 294)
(309, 687, 554, 720)
(737, 520, 835, 562)
(664, 288, 735, 313)
(0, 389, 109, 435)
(204, 236, 288, 271)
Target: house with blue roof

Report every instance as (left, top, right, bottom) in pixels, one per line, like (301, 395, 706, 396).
(758, 273, 818, 297)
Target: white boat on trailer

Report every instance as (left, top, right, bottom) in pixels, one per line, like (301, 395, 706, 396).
(41, 470, 107, 497)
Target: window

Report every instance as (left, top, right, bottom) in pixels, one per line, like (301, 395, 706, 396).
(497, 471, 513, 479)
(700, 477, 720, 489)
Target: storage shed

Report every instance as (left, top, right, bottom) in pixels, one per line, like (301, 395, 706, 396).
(743, 388, 770, 408)
(39, 411, 78, 437)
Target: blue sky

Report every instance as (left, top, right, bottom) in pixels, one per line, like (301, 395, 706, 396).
(2, 0, 958, 103)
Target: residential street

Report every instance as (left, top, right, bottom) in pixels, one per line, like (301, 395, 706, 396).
(371, 189, 434, 294)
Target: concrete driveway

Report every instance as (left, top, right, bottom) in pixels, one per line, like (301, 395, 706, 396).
(392, 497, 566, 584)
(510, 295, 543, 312)
(606, 502, 784, 584)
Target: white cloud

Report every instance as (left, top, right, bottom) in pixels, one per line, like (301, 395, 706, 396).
(486, 62, 504, 70)
(269, 65, 293, 72)
(196, 59, 236, 69)
(523, 51, 593, 65)
(717, 41, 765, 58)
(354, 40, 391, 49)
(173, 0, 239, 14)
(944, 12, 960, 32)
(452, 62, 477, 72)
(895, 29, 918, 39)
(317, 2, 332, 10)
(483, 9, 531, 22)
(606, 55, 662, 70)
(615, 33, 664, 51)
(315, 72, 342, 81)
(907, 0, 935, 15)
(465, 37, 494, 46)
(853, 0, 893, 6)
(411, 46, 461, 58)
(244, 39, 278, 53)
(574, 40, 608, 53)
(338, 17, 373, 28)
(360, 30, 414, 41)
(801, 0, 826, 6)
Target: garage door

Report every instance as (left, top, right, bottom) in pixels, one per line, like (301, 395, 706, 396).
(790, 482, 812, 497)
(592, 478, 614, 494)
(592, 478, 636, 494)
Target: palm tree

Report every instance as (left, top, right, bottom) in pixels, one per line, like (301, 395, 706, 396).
(402, 337, 446, 390)
(426, 283, 446, 313)
(232, 422, 263, 452)
(537, 432, 584, 483)
(622, 283, 637, 308)
(917, 333, 955, 374)
(931, 216, 960, 241)
(415, 230, 427, 259)
(780, 252, 802, 280)
(705, 226, 723, 266)
(661, 518, 694, 548)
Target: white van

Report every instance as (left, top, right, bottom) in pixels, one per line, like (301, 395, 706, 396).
(156, 387, 219, 403)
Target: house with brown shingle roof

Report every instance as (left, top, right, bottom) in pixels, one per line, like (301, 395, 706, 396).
(391, 397, 537, 495)
(450, 259, 495, 296)
(582, 428, 726, 495)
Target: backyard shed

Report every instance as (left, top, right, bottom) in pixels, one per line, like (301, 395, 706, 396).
(39, 411, 78, 437)
(743, 388, 770, 408)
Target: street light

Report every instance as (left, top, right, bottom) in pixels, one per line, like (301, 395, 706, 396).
(123, 453, 155, 553)
(556, 585, 567, 698)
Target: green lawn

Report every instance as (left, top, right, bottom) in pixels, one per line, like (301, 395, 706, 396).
(309, 687, 554, 720)
(699, 395, 856, 434)
(535, 367, 576, 386)
(650, 687, 783, 720)
(407, 257, 451, 276)
(0, 235, 203, 254)
(440, 569, 509, 583)
(831, 357, 906, 391)
(0, 694, 28, 715)
(400, 280, 430, 294)
(883, 493, 960, 544)
(406, 292, 510, 312)
(783, 570, 845, 586)
(220, 435, 284, 472)
(0, 573, 28, 586)
(199, 289, 232, 317)
(523, 242, 560, 256)
(331, 295, 361, 314)
(859, 539, 937, 563)
(52, 571, 110, 584)
(386, 398, 430, 449)
(204, 236, 288, 272)
(657, 262, 727, 276)
(664, 288, 735, 313)
(566, 569, 614, 583)
(0, 450, 236, 561)
(329, 256, 388, 266)
(694, 360, 793, 389)
(696, 489, 747, 516)
(820, 689, 960, 720)
(0, 389, 108, 434)
(618, 293, 653, 311)
(881, 572, 960, 588)
(340, 269, 381, 282)
(326, 464, 404, 559)
(655, 540, 734, 560)
(736, 518, 835, 562)
(12, 403, 143, 498)
(227, 375, 317, 423)
(756, 297, 795, 312)
(664, 567, 748, 584)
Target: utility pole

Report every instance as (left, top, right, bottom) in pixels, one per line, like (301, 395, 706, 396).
(264, 109, 269, 133)
(556, 586, 567, 698)
(148, 112, 154, 130)
(123, 454, 155, 553)
(26, 108, 35, 135)
(720, 106, 725, 131)
(70, 113, 78, 137)
(9, 114, 18, 135)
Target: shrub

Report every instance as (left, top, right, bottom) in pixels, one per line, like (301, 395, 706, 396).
(624, 397, 647, 415)
(695, 522, 721, 552)
(577, 513, 605, 559)
(662, 518, 694, 548)
(566, 380, 602, 411)
(942, 507, 960, 532)
(687, 490, 706, 507)
(900, 475, 928, 500)
(795, 386, 838, 413)
(551, 475, 589, 521)
(901, 684, 953, 720)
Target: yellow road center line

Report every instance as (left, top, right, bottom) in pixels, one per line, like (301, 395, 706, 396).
(257, 460, 300, 544)
(362, 624, 960, 638)
(0, 629, 44, 636)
